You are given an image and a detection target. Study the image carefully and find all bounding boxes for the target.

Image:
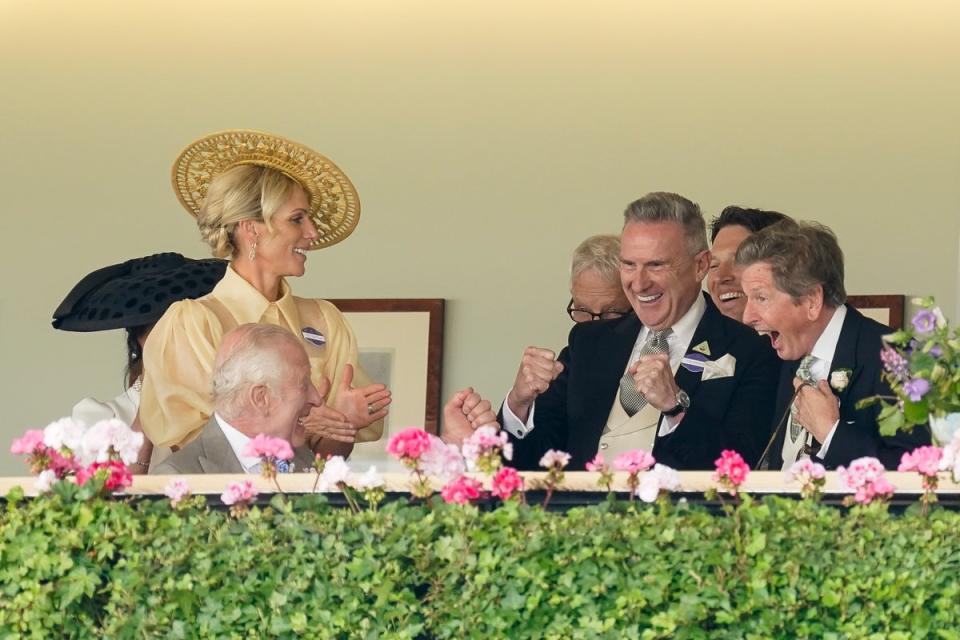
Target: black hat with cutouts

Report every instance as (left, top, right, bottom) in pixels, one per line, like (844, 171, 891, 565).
(52, 253, 227, 332)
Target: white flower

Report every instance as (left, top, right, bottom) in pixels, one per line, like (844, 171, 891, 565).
(76, 419, 143, 466)
(317, 456, 351, 491)
(43, 417, 85, 452)
(34, 470, 58, 494)
(355, 466, 385, 490)
(637, 464, 680, 503)
(829, 370, 850, 392)
(539, 449, 571, 469)
(421, 435, 466, 482)
(940, 431, 960, 482)
(164, 478, 191, 506)
(932, 306, 948, 330)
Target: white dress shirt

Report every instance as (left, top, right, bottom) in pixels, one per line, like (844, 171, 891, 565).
(503, 294, 707, 439)
(214, 413, 262, 473)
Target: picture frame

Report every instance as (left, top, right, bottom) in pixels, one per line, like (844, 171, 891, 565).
(847, 294, 905, 330)
(329, 299, 444, 465)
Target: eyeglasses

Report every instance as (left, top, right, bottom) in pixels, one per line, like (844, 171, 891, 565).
(566, 299, 632, 323)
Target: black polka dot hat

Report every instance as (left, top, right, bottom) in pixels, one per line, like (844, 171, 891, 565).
(52, 253, 227, 332)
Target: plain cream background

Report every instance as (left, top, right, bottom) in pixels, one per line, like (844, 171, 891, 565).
(1, 0, 957, 474)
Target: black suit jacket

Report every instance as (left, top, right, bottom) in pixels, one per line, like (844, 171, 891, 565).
(504, 294, 781, 471)
(767, 304, 930, 470)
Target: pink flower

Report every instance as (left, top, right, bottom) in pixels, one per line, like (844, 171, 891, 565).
(243, 434, 294, 461)
(539, 450, 571, 470)
(788, 458, 826, 482)
(77, 460, 133, 492)
(898, 446, 943, 478)
(164, 478, 191, 506)
(221, 480, 259, 506)
(713, 449, 750, 495)
(491, 467, 524, 500)
(837, 456, 895, 504)
(462, 425, 513, 472)
(387, 427, 433, 465)
(612, 449, 655, 474)
(420, 435, 466, 482)
(10, 430, 45, 455)
(440, 475, 483, 505)
(637, 464, 680, 503)
(585, 453, 607, 472)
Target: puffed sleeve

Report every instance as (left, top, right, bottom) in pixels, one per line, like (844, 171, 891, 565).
(310, 299, 385, 444)
(138, 299, 224, 449)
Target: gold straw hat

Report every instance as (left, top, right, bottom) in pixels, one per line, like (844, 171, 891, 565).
(171, 129, 360, 250)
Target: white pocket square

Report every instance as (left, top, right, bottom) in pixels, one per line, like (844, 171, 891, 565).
(701, 353, 736, 381)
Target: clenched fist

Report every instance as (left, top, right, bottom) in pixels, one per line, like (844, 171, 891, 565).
(506, 346, 563, 423)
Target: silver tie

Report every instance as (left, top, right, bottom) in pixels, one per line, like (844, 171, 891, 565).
(790, 354, 817, 443)
(619, 329, 671, 417)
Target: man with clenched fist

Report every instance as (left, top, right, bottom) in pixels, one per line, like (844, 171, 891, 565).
(500, 192, 781, 470)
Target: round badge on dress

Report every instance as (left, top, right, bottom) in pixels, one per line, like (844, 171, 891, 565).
(302, 327, 326, 347)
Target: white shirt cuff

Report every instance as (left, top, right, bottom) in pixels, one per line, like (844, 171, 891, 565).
(501, 394, 535, 439)
(658, 412, 682, 437)
(816, 420, 840, 458)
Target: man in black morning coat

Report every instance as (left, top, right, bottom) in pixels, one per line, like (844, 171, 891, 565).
(736, 220, 929, 470)
(500, 192, 780, 471)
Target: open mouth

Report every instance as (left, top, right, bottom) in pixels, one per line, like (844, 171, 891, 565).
(718, 291, 744, 302)
(636, 293, 663, 304)
(293, 248, 308, 257)
(757, 329, 782, 350)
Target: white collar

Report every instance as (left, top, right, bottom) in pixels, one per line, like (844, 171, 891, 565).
(214, 413, 262, 473)
(809, 305, 847, 368)
(636, 292, 707, 354)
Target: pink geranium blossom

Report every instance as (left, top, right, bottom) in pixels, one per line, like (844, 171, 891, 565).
(420, 435, 466, 482)
(243, 434, 294, 461)
(164, 478, 191, 507)
(221, 480, 259, 506)
(898, 446, 943, 477)
(462, 425, 513, 473)
(837, 456, 895, 505)
(787, 459, 827, 500)
(585, 453, 606, 472)
(10, 430, 45, 456)
(387, 427, 433, 466)
(491, 467, 524, 500)
(76, 460, 133, 492)
(440, 475, 483, 505)
(612, 449, 655, 474)
(713, 449, 750, 496)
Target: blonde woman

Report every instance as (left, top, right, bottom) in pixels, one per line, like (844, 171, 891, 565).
(138, 131, 389, 465)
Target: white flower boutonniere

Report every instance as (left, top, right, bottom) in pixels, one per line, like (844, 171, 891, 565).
(830, 368, 852, 393)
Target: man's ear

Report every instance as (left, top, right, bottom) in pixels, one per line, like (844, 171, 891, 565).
(803, 284, 825, 321)
(693, 249, 711, 283)
(249, 383, 271, 417)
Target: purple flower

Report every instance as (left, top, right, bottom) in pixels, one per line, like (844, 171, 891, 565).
(930, 344, 943, 358)
(880, 346, 909, 383)
(912, 310, 937, 334)
(904, 378, 931, 402)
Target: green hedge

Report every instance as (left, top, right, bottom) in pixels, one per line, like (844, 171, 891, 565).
(1, 489, 959, 639)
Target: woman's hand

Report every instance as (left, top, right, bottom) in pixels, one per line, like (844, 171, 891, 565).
(333, 364, 392, 428)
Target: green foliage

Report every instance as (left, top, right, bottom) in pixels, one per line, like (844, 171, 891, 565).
(2, 494, 959, 638)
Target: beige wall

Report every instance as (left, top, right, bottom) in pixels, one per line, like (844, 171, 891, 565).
(1, 0, 957, 474)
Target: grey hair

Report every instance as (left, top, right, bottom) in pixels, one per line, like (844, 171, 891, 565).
(570, 234, 622, 287)
(211, 324, 302, 421)
(735, 219, 846, 308)
(623, 192, 708, 256)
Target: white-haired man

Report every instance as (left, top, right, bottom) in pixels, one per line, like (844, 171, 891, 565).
(151, 324, 325, 474)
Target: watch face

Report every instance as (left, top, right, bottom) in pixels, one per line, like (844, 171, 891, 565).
(677, 390, 691, 409)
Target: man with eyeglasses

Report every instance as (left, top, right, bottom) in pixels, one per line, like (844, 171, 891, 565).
(567, 235, 633, 324)
(500, 192, 780, 470)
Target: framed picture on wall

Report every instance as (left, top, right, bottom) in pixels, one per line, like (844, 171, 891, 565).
(329, 298, 444, 467)
(847, 295, 904, 330)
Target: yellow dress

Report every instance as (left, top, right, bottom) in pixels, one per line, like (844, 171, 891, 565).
(139, 266, 383, 449)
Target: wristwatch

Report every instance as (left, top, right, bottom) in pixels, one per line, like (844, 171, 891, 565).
(662, 390, 690, 417)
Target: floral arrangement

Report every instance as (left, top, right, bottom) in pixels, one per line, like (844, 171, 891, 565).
(864, 297, 960, 444)
(10, 416, 142, 496)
